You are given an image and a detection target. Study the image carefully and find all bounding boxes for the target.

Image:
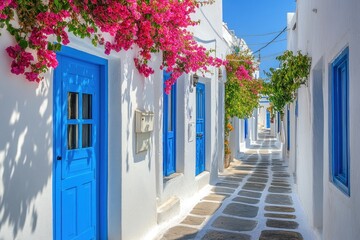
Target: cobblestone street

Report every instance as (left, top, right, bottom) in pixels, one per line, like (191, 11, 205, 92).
(157, 130, 316, 240)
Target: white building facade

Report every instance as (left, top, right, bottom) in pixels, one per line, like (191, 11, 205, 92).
(0, 2, 228, 240)
(286, 1, 360, 239)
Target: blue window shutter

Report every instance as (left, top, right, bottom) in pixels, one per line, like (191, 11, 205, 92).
(331, 47, 350, 196)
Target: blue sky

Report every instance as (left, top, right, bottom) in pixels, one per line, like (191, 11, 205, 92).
(223, 0, 296, 79)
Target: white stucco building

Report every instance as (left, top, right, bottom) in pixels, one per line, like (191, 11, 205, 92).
(0, 2, 229, 240)
(285, 1, 360, 239)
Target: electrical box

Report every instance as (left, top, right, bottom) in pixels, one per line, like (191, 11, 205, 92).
(135, 110, 154, 133)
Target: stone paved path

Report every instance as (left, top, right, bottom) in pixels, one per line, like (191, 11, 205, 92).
(157, 130, 316, 240)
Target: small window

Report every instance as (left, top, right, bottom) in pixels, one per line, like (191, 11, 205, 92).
(331, 47, 350, 195)
(68, 124, 78, 149)
(82, 124, 92, 148)
(68, 92, 78, 119)
(82, 94, 92, 119)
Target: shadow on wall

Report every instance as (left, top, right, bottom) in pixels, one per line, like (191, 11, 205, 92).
(121, 50, 160, 173)
(0, 79, 52, 238)
(210, 83, 219, 183)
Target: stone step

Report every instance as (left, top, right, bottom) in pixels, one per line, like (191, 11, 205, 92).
(157, 196, 180, 224)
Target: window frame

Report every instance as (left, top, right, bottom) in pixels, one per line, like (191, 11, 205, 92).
(330, 46, 350, 196)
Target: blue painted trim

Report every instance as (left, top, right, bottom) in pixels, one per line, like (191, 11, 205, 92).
(244, 118, 248, 139)
(53, 46, 108, 239)
(53, 54, 62, 240)
(331, 46, 350, 196)
(201, 83, 206, 174)
(287, 108, 290, 151)
(99, 54, 109, 239)
(172, 83, 177, 174)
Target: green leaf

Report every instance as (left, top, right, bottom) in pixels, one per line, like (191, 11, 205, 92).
(54, 43, 62, 51)
(54, 0, 61, 9)
(19, 39, 28, 49)
(47, 42, 54, 50)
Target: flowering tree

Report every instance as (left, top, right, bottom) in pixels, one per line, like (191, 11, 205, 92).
(225, 52, 262, 119)
(263, 50, 311, 116)
(224, 51, 263, 162)
(0, 0, 224, 93)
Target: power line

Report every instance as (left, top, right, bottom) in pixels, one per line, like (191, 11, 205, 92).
(243, 38, 287, 46)
(253, 27, 287, 54)
(259, 51, 285, 61)
(239, 28, 289, 37)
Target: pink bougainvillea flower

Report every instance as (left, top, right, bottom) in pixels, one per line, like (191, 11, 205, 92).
(25, 72, 40, 82)
(2, 0, 226, 87)
(235, 65, 252, 81)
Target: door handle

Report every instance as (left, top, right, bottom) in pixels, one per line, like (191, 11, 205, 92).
(57, 156, 62, 160)
(196, 133, 203, 138)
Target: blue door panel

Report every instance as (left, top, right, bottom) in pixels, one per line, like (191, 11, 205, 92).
(287, 108, 290, 151)
(62, 188, 76, 238)
(266, 110, 270, 128)
(78, 182, 92, 231)
(55, 49, 102, 239)
(196, 83, 205, 175)
(163, 72, 176, 176)
(244, 118, 248, 139)
(166, 131, 175, 174)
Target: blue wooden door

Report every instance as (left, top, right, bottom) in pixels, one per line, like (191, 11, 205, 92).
(163, 72, 176, 176)
(244, 118, 248, 139)
(196, 83, 205, 175)
(287, 108, 290, 150)
(266, 110, 270, 128)
(54, 50, 101, 239)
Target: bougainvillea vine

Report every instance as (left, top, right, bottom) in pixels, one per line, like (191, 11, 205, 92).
(224, 51, 263, 160)
(0, 0, 225, 92)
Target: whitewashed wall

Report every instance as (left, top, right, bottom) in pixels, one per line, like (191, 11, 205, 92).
(0, 28, 53, 240)
(288, 0, 360, 239)
(117, 49, 162, 240)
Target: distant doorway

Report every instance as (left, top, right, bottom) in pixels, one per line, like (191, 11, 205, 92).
(266, 110, 271, 128)
(196, 83, 206, 175)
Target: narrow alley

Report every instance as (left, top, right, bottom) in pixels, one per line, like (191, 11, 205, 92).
(157, 129, 315, 240)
